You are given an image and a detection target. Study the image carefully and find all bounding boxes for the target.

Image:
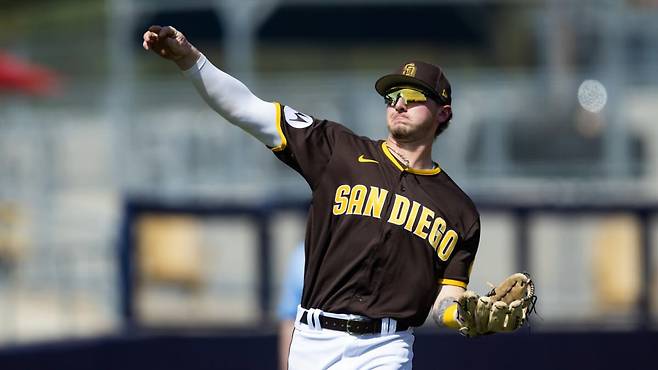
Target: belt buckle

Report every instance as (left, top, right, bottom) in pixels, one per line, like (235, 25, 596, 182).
(345, 318, 365, 335)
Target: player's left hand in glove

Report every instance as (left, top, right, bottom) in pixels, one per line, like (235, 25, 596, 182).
(456, 272, 536, 337)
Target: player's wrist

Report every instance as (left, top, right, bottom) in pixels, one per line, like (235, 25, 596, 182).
(175, 48, 202, 71)
(432, 298, 461, 330)
(440, 302, 461, 329)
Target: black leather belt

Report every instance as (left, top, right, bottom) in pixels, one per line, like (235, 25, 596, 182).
(300, 311, 411, 334)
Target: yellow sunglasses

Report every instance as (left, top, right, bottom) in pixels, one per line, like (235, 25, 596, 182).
(384, 88, 428, 107)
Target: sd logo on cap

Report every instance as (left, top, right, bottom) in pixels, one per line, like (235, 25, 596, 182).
(375, 60, 452, 105)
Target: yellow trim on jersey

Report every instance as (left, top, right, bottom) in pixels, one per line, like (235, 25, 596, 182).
(407, 165, 441, 175)
(439, 278, 467, 289)
(380, 142, 441, 175)
(382, 142, 405, 171)
(271, 102, 287, 152)
(441, 303, 461, 329)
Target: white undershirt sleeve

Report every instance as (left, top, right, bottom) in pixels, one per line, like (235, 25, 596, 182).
(181, 54, 280, 148)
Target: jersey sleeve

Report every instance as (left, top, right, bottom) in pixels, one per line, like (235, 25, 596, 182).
(270, 103, 354, 189)
(439, 220, 480, 289)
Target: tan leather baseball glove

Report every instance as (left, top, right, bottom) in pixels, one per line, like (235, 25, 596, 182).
(456, 272, 536, 337)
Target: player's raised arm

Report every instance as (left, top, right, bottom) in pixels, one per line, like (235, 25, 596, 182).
(142, 25, 280, 147)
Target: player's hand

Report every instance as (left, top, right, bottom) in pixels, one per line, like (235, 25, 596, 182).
(142, 25, 200, 70)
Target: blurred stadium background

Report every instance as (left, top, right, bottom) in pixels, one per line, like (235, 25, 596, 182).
(1, 0, 658, 369)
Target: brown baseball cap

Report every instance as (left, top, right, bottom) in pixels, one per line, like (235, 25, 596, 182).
(375, 61, 452, 104)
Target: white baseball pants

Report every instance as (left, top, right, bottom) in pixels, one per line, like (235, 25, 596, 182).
(288, 306, 415, 370)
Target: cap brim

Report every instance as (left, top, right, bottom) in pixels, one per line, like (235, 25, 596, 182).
(375, 74, 438, 98)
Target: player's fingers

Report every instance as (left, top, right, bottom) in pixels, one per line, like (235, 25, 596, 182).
(143, 30, 158, 42)
(148, 25, 162, 33)
(158, 26, 177, 40)
(142, 33, 156, 50)
(142, 39, 158, 51)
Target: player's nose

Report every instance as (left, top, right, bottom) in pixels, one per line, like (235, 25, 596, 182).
(394, 97, 407, 112)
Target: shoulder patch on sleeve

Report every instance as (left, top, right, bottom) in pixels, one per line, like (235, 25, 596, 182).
(283, 106, 314, 128)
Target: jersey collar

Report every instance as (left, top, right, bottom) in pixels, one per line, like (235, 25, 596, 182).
(380, 141, 441, 176)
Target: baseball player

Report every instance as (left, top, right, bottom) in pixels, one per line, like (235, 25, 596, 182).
(143, 25, 535, 370)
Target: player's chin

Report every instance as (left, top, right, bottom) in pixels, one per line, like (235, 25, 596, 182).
(389, 126, 412, 140)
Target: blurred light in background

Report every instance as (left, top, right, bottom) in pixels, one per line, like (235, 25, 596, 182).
(577, 79, 607, 113)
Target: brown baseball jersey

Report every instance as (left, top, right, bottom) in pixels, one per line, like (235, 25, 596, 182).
(271, 103, 480, 327)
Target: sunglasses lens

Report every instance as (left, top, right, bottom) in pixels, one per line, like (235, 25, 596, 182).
(400, 89, 428, 103)
(385, 92, 400, 106)
(384, 88, 428, 106)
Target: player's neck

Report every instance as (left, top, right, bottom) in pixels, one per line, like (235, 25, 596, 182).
(385, 137, 435, 170)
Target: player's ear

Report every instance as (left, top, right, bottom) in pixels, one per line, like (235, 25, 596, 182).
(434, 105, 453, 138)
(435, 105, 452, 126)
(436, 105, 451, 125)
